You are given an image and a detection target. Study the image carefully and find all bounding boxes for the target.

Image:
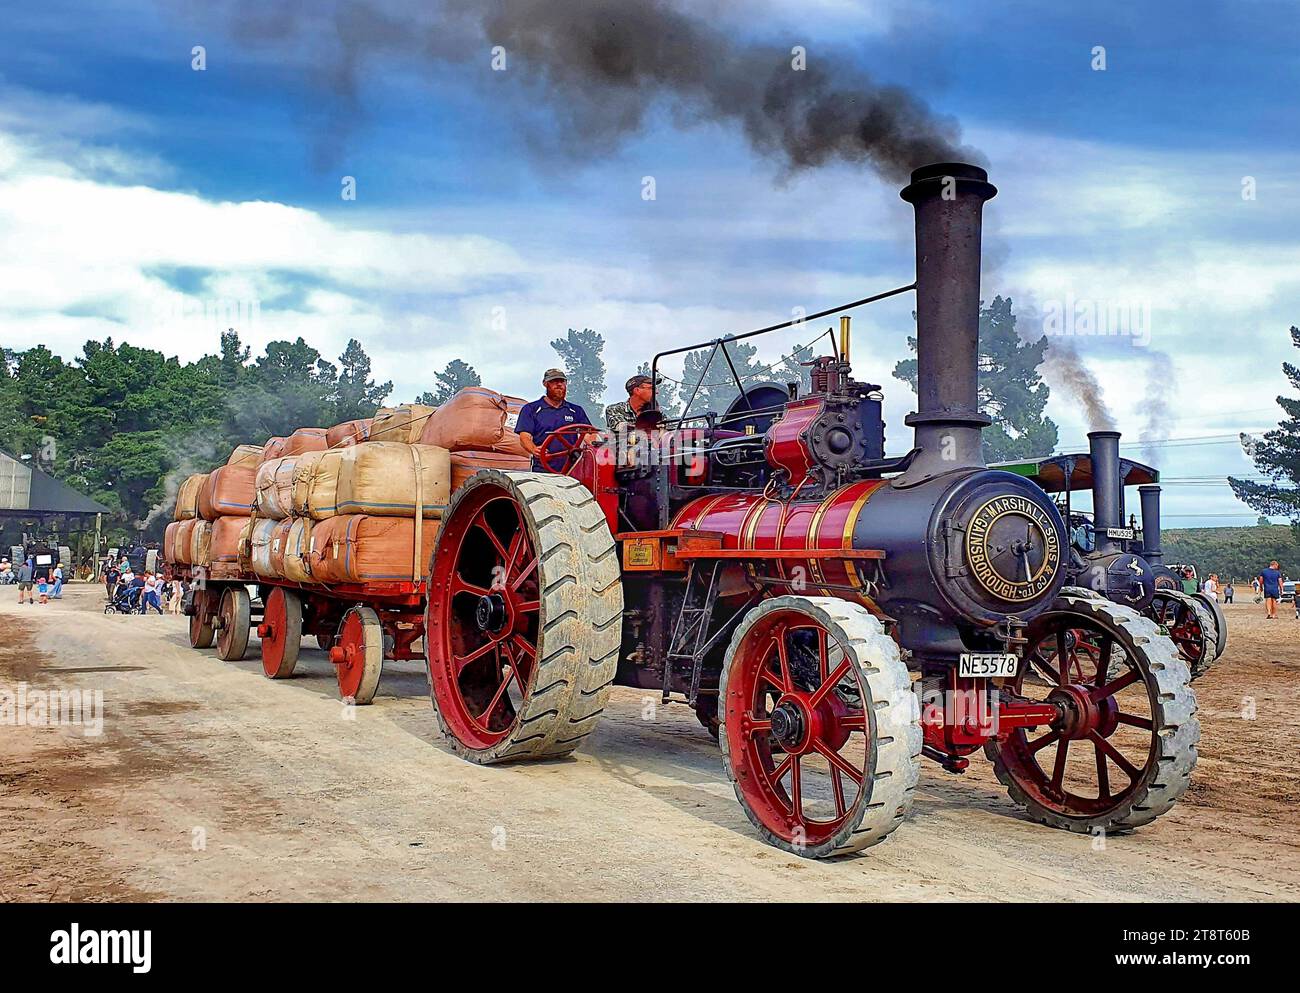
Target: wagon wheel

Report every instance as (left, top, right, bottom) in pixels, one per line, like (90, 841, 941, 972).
(1147, 591, 1215, 680)
(331, 606, 384, 705)
(987, 593, 1199, 834)
(536, 424, 595, 476)
(258, 586, 302, 679)
(425, 470, 623, 764)
(189, 589, 215, 649)
(718, 596, 922, 859)
(215, 586, 251, 661)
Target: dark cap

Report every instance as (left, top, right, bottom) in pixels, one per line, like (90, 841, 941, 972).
(543, 368, 568, 383)
(625, 374, 653, 394)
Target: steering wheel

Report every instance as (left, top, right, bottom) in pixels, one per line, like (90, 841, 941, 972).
(537, 424, 597, 475)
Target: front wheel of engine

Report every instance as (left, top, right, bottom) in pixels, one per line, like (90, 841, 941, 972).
(987, 593, 1199, 834)
(718, 596, 922, 859)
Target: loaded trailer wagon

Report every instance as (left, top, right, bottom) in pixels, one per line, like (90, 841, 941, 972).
(165, 398, 531, 704)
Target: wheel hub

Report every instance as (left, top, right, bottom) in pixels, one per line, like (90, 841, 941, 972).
(475, 593, 508, 633)
(769, 700, 807, 751)
(1047, 683, 1116, 740)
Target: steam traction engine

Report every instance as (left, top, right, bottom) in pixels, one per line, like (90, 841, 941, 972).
(423, 163, 1200, 858)
(998, 433, 1226, 679)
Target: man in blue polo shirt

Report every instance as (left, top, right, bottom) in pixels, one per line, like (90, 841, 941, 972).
(516, 368, 595, 471)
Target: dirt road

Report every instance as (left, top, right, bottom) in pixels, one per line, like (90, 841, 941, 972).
(1, 586, 1297, 901)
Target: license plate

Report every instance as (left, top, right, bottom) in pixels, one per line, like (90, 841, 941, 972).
(1106, 527, 1135, 540)
(959, 653, 1019, 678)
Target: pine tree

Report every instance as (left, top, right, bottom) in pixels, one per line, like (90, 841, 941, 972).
(334, 338, 392, 420)
(417, 359, 481, 407)
(893, 295, 1059, 462)
(551, 328, 606, 418)
(1230, 325, 1300, 528)
(679, 338, 770, 418)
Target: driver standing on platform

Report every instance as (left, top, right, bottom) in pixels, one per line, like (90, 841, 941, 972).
(517, 368, 595, 472)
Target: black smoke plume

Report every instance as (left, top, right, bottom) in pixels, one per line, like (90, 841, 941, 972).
(216, 0, 977, 181)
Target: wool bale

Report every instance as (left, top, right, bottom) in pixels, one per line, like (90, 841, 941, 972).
(449, 451, 531, 491)
(209, 515, 246, 567)
(334, 442, 450, 518)
(281, 518, 314, 583)
(163, 521, 182, 563)
(325, 418, 372, 450)
(248, 518, 281, 579)
(308, 515, 440, 584)
(226, 444, 263, 471)
(293, 449, 344, 519)
(419, 388, 528, 456)
(171, 519, 198, 565)
(370, 404, 437, 445)
(283, 427, 329, 457)
(262, 436, 288, 463)
(189, 520, 213, 567)
(174, 473, 207, 521)
(253, 457, 307, 519)
(199, 464, 257, 520)
(268, 518, 295, 577)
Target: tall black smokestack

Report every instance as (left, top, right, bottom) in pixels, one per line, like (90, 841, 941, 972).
(1139, 484, 1163, 564)
(1089, 430, 1123, 551)
(897, 163, 996, 486)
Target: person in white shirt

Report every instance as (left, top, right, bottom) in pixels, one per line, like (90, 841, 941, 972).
(1202, 574, 1219, 602)
(142, 573, 164, 614)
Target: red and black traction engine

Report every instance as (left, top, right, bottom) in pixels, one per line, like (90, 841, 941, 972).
(423, 162, 1199, 858)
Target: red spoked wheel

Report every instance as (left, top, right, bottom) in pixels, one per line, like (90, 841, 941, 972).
(331, 606, 384, 705)
(1147, 591, 1215, 680)
(188, 589, 215, 649)
(1028, 626, 1103, 685)
(425, 471, 623, 764)
(719, 596, 920, 859)
(215, 586, 251, 661)
(536, 424, 595, 476)
(258, 586, 302, 680)
(987, 593, 1199, 834)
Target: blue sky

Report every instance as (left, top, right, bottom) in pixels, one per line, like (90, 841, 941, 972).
(1, 0, 1297, 526)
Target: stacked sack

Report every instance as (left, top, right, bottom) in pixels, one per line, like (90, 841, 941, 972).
(246, 410, 451, 585)
(163, 444, 259, 573)
(419, 387, 531, 489)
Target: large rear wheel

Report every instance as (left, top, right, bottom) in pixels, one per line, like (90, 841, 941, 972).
(987, 593, 1199, 834)
(215, 586, 251, 661)
(718, 596, 921, 859)
(425, 471, 623, 764)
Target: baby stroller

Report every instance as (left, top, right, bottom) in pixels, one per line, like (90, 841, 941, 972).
(104, 583, 139, 615)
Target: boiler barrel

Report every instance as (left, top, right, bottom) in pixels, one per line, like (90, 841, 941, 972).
(672, 468, 1066, 634)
